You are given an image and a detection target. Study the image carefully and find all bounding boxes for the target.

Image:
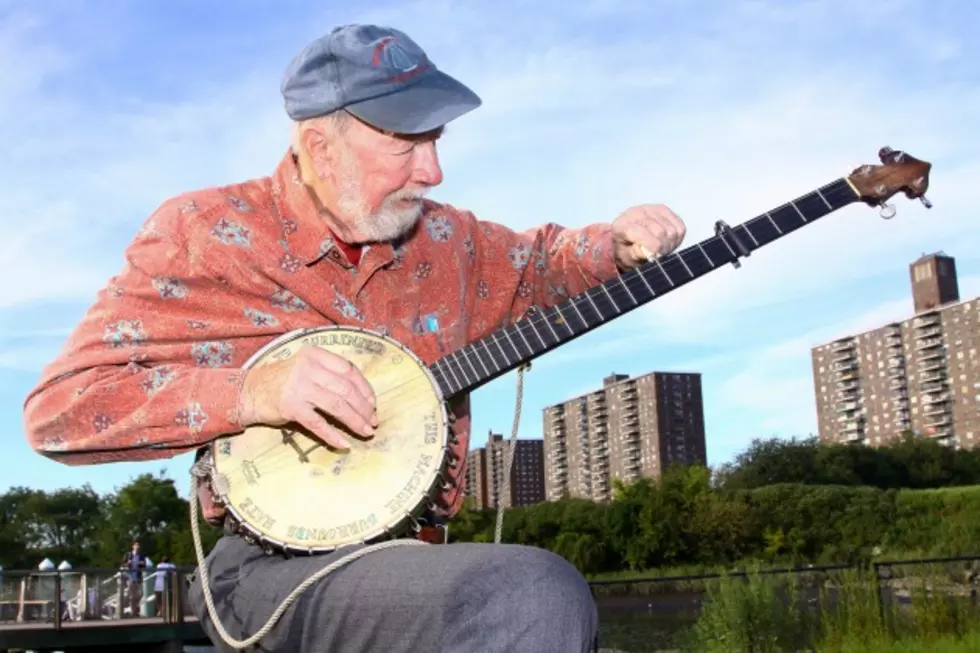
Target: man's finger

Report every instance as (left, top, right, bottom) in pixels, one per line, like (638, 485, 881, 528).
(627, 224, 669, 257)
(309, 368, 378, 427)
(296, 404, 352, 450)
(308, 348, 377, 407)
(304, 378, 377, 438)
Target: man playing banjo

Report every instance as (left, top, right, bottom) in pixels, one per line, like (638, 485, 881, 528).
(24, 24, 686, 652)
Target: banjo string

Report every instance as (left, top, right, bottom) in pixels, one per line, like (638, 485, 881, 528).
(188, 362, 529, 650)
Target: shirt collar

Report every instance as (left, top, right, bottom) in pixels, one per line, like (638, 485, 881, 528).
(270, 150, 342, 267)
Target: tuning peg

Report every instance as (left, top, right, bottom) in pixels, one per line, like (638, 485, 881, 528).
(919, 195, 933, 209)
(879, 203, 897, 220)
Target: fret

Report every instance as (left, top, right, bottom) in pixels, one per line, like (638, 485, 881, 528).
(470, 342, 492, 377)
(716, 232, 738, 259)
(696, 242, 715, 268)
(489, 331, 515, 366)
(789, 200, 807, 223)
(815, 188, 833, 210)
(482, 341, 501, 372)
(451, 350, 475, 386)
(461, 348, 484, 381)
(512, 321, 538, 356)
(579, 289, 604, 324)
(540, 308, 562, 342)
(740, 223, 760, 248)
(566, 296, 590, 330)
(585, 286, 617, 320)
(684, 246, 715, 277)
(601, 282, 626, 310)
(630, 268, 657, 301)
(617, 275, 640, 305)
(427, 176, 861, 399)
(525, 313, 552, 348)
(677, 251, 695, 278)
(653, 258, 675, 287)
(765, 211, 783, 234)
(771, 205, 804, 231)
(553, 305, 577, 335)
(501, 326, 527, 359)
(439, 357, 462, 394)
(707, 237, 736, 266)
(794, 191, 838, 221)
(749, 214, 781, 244)
(430, 366, 450, 396)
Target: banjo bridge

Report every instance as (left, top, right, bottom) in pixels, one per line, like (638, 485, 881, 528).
(280, 427, 349, 464)
(281, 428, 315, 463)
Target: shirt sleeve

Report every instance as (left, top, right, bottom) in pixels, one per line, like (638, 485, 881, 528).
(465, 213, 620, 338)
(22, 202, 253, 466)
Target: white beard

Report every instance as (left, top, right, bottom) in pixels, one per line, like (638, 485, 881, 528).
(335, 146, 427, 244)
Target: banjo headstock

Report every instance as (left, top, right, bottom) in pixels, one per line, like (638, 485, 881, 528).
(847, 146, 933, 219)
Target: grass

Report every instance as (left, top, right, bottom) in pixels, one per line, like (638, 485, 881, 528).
(680, 562, 980, 652)
(831, 632, 980, 652)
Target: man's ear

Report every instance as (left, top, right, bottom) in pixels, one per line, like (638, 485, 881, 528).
(300, 127, 334, 180)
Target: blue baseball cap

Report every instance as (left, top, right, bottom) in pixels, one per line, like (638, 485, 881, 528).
(281, 25, 482, 135)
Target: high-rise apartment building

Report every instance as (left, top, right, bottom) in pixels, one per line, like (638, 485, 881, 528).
(811, 253, 980, 448)
(542, 371, 707, 503)
(463, 432, 546, 510)
(911, 251, 959, 313)
(464, 447, 488, 509)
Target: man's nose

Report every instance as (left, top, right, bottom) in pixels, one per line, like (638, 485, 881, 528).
(411, 141, 443, 186)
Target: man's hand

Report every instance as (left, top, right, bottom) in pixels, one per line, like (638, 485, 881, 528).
(611, 204, 687, 271)
(237, 346, 378, 450)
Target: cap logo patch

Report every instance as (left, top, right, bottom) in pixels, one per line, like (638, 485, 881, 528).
(372, 36, 430, 83)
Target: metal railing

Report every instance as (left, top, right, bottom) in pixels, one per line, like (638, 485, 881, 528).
(0, 565, 195, 629)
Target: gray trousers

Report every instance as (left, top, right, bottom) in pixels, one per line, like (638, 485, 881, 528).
(187, 535, 598, 652)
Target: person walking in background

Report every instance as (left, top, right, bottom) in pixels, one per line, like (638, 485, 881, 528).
(153, 555, 176, 618)
(120, 539, 147, 618)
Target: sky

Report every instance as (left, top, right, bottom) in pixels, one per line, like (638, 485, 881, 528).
(0, 0, 977, 498)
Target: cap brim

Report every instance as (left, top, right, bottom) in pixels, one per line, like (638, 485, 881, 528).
(344, 70, 482, 135)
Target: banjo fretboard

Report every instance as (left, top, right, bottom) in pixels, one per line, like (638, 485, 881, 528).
(428, 177, 860, 398)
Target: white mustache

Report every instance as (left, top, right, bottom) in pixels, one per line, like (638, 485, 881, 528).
(384, 188, 428, 205)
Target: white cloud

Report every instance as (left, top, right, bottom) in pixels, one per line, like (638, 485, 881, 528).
(0, 0, 977, 486)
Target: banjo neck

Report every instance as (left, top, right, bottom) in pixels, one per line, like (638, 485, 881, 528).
(426, 147, 934, 400)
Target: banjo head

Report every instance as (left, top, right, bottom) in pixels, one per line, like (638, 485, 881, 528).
(210, 326, 449, 554)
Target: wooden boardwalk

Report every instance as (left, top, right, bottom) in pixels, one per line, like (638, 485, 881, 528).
(0, 616, 209, 652)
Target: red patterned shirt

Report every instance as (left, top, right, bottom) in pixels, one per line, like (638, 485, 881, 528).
(23, 151, 617, 516)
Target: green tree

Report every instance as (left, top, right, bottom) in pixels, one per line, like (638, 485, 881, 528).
(0, 487, 38, 569)
(93, 471, 197, 566)
(19, 485, 104, 567)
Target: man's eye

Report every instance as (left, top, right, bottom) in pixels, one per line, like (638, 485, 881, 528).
(383, 140, 419, 156)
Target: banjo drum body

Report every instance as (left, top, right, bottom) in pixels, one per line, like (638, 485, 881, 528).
(206, 326, 452, 555)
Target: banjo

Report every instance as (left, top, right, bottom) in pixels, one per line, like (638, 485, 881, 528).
(199, 147, 933, 556)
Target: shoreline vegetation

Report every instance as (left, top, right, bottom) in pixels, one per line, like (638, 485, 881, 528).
(594, 560, 980, 651)
(688, 565, 979, 652)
